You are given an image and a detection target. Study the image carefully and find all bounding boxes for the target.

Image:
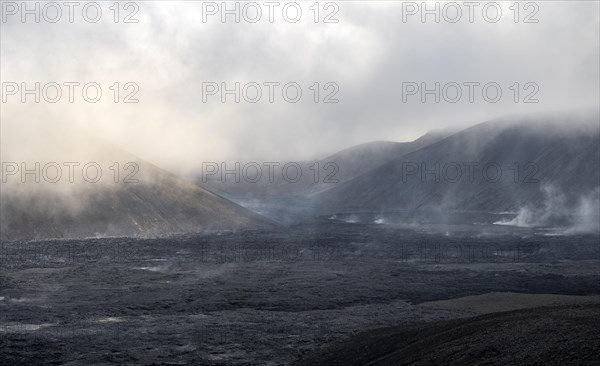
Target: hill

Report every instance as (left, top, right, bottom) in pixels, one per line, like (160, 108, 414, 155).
(293, 304, 600, 366)
(313, 113, 600, 222)
(0, 143, 275, 241)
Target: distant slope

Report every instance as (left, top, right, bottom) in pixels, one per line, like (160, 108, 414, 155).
(314, 113, 600, 216)
(201, 129, 453, 201)
(316, 128, 455, 189)
(0, 148, 275, 241)
(419, 292, 600, 314)
(293, 304, 600, 366)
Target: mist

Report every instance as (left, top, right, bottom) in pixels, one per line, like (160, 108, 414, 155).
(2, 1, 599, 176)
(495, 185, 600, 233)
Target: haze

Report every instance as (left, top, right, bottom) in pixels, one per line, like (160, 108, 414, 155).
(1, 1, 598, 175)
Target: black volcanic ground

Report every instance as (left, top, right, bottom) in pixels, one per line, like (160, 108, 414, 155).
(293, 303, 600, 366)
(1, 220, 599, 365)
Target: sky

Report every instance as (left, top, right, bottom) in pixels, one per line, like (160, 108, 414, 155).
(1, 0, 599, 174)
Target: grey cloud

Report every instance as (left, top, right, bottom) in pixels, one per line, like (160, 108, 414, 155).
(1, 1, 598, 173)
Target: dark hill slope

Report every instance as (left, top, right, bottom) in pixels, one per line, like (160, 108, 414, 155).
(294, 304, 600, 366)
(1, 151, 274, 241)
(314, 114, 600, 214)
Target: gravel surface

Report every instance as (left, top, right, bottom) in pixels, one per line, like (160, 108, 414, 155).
(1, 221, 598, 365)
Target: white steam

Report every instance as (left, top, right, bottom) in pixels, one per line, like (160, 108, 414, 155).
(495, 185, 600, 233)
